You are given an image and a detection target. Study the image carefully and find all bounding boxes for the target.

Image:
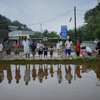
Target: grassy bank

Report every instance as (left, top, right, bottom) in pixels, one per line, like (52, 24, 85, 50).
(0, 57, 100, 65)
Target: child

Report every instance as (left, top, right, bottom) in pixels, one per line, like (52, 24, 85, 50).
(43, 45, 48, 60)
(5, 40, 11, 59)
(85, 46, 92, 58)
(80, 47, 86, 57)
(31, 43, 36, 59)
(0, 43, 3, 58)
(13, 40, 20, 59)
(95, 47, 99, 58)
(49, 46, 54, 59)
(56, 40, 62, 59)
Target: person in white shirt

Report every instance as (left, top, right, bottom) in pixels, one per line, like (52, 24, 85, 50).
(22, 38, 30, 59)
(84, 46, 92, 58)
(37, 40, 44, 59)
(0, 43, 3, 58)
(65, 39, 73, 59)
(56, 39, 62, 59)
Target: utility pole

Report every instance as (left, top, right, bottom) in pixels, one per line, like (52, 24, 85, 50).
(40, 24, 42, 38)
(74, 6, 76, 44)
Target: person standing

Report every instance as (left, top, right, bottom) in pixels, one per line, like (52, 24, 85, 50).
(5, 40, 11, 59)
(65, 39, 73, 59)
(43, 45, 48, 60)
(31, 43, 36, 59)
(22, 38, 30, 59)
(56, 39, 62, 59)
(76, 41, 82, 56)
(37, 40, 44, 59)
(13, 40, 20, 59)
(0, 42, 3, 58)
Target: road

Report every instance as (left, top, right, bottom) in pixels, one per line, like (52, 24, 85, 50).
(81, 42, 97, 50)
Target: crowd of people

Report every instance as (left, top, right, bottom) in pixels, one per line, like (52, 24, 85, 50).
(0, 38, 100, 59)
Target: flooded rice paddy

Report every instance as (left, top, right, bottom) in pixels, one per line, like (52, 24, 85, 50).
(0, 63, 100, 100)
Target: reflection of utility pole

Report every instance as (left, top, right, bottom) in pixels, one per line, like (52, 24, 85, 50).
(40, 24, 42, 38)
(74, 6, 77, 44)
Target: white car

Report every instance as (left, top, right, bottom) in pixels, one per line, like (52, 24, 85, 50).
(94, 39, 99, 44)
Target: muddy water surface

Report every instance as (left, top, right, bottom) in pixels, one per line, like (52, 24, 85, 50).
(0, 63, 100, 100)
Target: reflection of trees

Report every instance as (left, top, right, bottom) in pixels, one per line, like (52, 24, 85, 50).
(32, 65, 37, 81)
(65, 65, 73, 84)
(24, 65, 31, 85)
(0, 66, 4, 83)
(15, 65, 21, 84)
(38, 65, 44, 83)
(7, 65, 12, 84)
(44, 64, 48, 79)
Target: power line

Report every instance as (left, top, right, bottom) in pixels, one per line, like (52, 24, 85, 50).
(27, 10, 73, 26)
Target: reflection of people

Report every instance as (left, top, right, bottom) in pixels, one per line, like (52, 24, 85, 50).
(38, 65, 44, 83)
(44, 64, 48, 79)
(24, 65, 31, 85)
(15, 65, 21, 84)
(7, 65, 12, 84)
(32, 65, 37, 81)
(50, 65, 54, 77)
(22, 38, 30, 59)
(75, 65, 82, 78)
(65, 65, 73, 84)
(95, 65, 100, 81)
(80, 65, 86, 73)
(0, 66, 4, 83)
(57, 64, 62, 83)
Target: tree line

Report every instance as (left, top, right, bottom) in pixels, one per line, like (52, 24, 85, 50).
(0, 14, 32, 31)
(67, 3, 100, 41)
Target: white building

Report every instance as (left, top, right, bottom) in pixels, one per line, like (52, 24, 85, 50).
(9, 30, 34, 39)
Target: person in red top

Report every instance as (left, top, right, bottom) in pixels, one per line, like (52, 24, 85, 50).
(76, 41, 82, 56)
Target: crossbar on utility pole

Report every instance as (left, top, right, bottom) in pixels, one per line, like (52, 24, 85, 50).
(74, 6, 77, 44)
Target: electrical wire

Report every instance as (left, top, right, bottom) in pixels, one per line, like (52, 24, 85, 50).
(27, 10, 73, 26)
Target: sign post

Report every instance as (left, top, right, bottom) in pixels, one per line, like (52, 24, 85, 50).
(61, 26, 67, 40)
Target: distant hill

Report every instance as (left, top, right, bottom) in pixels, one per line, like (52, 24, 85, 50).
(0, 14, 32, 31)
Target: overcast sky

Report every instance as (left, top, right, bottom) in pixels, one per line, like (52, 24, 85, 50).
(0, 0, 98, 34)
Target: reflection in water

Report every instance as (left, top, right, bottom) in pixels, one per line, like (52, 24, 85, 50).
(15, 65, 21, 84)
(24, 65, 31, 85)
(75, 65, 82, 79)
(0, 66, 4, 83)
(44, 64, 48, 79)
(50, 64, 54, 77)
(65, 65, 73, 84)
(0, 63, 100, 100)
(0, 64, 100, 85)
(7, 65, 12, 84)
(32, 65, 37, 81)
(38, 65, 44, 83)
(57, 64, 62, 83)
